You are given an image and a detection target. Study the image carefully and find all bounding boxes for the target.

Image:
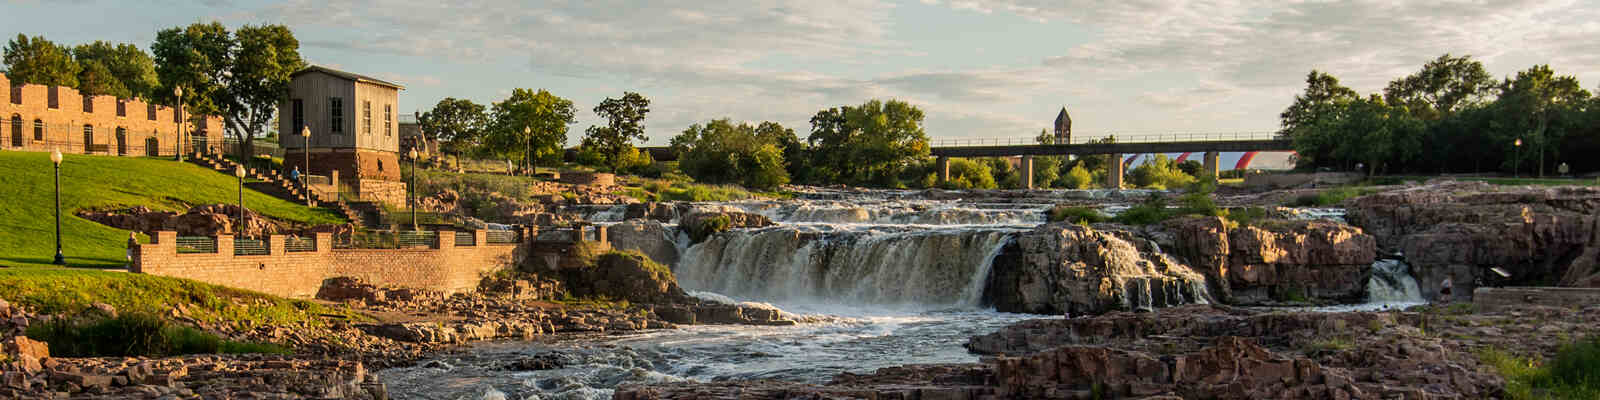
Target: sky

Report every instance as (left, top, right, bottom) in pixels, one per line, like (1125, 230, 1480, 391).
(6, 0, 1599, 146)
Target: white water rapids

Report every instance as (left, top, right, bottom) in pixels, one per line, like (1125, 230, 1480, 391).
(379, 194, 1426, 399)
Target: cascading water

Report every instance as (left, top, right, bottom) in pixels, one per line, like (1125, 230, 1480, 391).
(675, 225, 1020, 309)
(1368, 259, 1424, 304)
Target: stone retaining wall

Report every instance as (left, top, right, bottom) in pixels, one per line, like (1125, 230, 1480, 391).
(1472, 287, 1600, 311)
(559, 171, 615, 187)
(131, 230, 525, 298)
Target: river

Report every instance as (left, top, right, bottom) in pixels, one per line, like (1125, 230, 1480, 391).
(379, 191, 1423, 399)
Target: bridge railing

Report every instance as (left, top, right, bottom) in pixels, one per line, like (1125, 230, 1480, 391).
(932, 131, 1282, 147)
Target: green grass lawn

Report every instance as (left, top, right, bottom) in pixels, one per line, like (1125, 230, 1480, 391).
(0, 268, 362, 329)
(0, 151, 344, 269)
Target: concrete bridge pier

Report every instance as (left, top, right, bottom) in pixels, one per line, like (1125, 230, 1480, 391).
(1108, 153, 1124, 189)
(937, 156, 951, 182)
(1203, 151, 1220, 180)
(1021, 156, 1035, 189)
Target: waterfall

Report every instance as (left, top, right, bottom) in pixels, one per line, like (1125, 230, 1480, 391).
(675, 225, 1019, 309)
(1367, 259, 1424, 303)
(710, 200, 1048, 225)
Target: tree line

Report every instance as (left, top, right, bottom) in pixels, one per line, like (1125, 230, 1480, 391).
(1282, 54, 1600, 176)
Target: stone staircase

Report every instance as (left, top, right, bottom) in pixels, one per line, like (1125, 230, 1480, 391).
(190, 155, 315, 206)
(343, 201, 386, 230)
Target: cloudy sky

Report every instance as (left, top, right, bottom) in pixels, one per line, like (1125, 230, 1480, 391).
(6, 0, 1599, 145)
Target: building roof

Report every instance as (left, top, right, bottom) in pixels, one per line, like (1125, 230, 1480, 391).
(291, 65, 405, 90)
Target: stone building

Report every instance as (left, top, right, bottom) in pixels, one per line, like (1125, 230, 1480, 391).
(1053, 106, 1072, 144)
(277, 66, 407, 206)
(1, 72, 223, 156)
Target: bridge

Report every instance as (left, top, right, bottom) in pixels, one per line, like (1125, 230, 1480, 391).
(928, 132, 1291, 189)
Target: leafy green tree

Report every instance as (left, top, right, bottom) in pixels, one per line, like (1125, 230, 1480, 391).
(1490, 65, 1591, 176)
(153, 23, 304, 160)
(673, 119, 791, 190)
(1383, 54, 1496, 120)
(419, 98, 489, 164)
(939, 158, 996, 189)
(3, 34, 79, 87)
(72, 41, 158, 99)
(1061, 164, 1093, 189)
(1127, 154, 1197, 190)
(805, 99, 930, 186)
(1281, 71, 1360, 168)
(151, 22, 233, 123)
(582, 92, 651, 172)
(484, 88, 576, 171)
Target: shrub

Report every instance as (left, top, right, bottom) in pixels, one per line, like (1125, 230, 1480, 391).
(1128, 154, 1197, 190)
(26, 312, 289, 357)
(1224, 207, 1269, 226)
(686, 215, 731, 242)
(943, 159, 996, 189)
(1113, 194, 1173, 225)
(1049, 205, 1109, 224)
(1480, 339, 1600, 400)
(1060, 164, 1093, 189)
(1288, 186, 1376, 207)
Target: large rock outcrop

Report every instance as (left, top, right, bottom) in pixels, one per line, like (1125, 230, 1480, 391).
(560, 252, 688, 305)
(1157, 217, 1377, 304)
(1346, 181, 1600, 300)
(78, 205, 329, 237)
(606, 219, 680, 266)
(986, 223, 1211, 315)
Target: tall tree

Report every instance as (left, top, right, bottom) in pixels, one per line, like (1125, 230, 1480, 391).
(1492, 65, 1591, 176)
(805, 99, 930, 186)
(582, 92, 651, 172)
(1279, 70, 1359, 168)
(151, 22, 232, 121)
(673, 119, 791, 189)
(2, 34, 79, 87)
(485, 88, 576, 171)
(1383, 54, 1496, 120)
(418, 98, 489, 163)
(1279, 70, 1359, 135)
(153, 23, 303, 161)
(72, 41, 159, 99)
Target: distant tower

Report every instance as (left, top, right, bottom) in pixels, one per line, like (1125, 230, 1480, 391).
(1053, 107, 1072, 144)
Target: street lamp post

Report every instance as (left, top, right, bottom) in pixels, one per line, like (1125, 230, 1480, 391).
(301, 126, 312, 206)
(51, 149, 65, 265)
(174, 86, 184, 162)
(1514, 138, 1523, 178)
(235, 165, 246, 235)
(408, 148, 419, 231)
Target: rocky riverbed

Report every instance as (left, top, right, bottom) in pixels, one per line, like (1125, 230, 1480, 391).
(12, 180, 1600, 399)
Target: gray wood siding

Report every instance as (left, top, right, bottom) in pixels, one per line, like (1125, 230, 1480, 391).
(279, 71, 358, 150)
(352, 81, 399, 152)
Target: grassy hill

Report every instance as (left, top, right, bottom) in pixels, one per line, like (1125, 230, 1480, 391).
(0, 151, 344, 269)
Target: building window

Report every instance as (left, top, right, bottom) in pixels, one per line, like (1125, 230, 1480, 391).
(9, 85, 19, 104)
(116, 127, 127, 155)
(116, 101, 126, 117)
(83, 97, 94, 113)
(34, 119, 43, 141)
(363, 101, 372, 135)
(291, 98, 304, 137)
(82, 124, 94, 154)
(384, 104, 392, 136)
(47, 87, 58, 109)
(10, 115, 20, 139)
(148, 103, 157, 120)
(330, 97, 343, 133)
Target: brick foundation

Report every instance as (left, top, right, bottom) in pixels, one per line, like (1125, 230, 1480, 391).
(132, 230, 526, 298)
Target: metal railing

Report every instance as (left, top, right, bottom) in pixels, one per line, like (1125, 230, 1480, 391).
(485, 230, 521, 245)
(931, 131, 1281, 148)
(234, 238, 269, 256)
(175, 236, 217, 254)
(285, 236, 317, 252)
(454, 231, 476, 246)
(397, 231, 438, 248)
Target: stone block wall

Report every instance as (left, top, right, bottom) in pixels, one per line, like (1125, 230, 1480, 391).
(560, 172, 615, 187)
(354, 179, 407, 207)
(283, 148, 400, 183)
(2, 72, 224, 156)
(132, 230, 524, 298)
